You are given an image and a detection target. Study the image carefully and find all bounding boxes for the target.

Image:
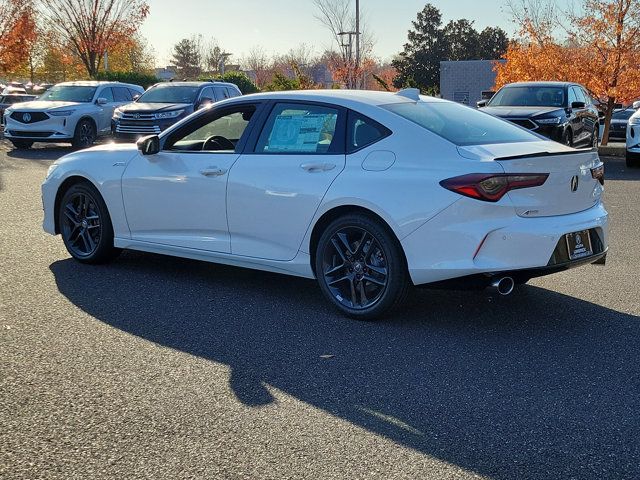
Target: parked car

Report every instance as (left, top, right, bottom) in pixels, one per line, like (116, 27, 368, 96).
(2, 81, 144, 149)
(41, 89, 608, 319)
(600, 108, 635, 142)
(111, 81, 242, 140)
(478, 81, 600, 148)
(2, 86, 27, 95)
(0, 93, 37, 128)
(625, 107, 640, 168)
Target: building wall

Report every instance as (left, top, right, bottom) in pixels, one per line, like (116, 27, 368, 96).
(440, 60, 505, 107)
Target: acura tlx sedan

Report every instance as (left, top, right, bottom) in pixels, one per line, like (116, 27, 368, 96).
(42, 89, 608, 319)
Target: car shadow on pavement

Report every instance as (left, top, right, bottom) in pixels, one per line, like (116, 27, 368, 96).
(50, 252, 640, 480)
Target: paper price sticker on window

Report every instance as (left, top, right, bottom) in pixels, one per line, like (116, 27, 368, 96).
(266, 114, 332, 152)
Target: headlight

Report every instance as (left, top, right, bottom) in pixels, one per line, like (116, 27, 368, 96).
(113, 108, 123, 119)
(535, 117, 562, 125)
(154, 109, 184, 120)
(49, 110, 76, 117)
(629, 116, 640, 125)
(45, 164, 59, 179)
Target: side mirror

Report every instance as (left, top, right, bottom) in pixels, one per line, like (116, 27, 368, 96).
(96, 97, 108, 105)
(476, 100, 487, 108)
(197, 97, 213, 110)
(137, 135, 160, 155)
(633, 100, 640, 110)
(571, 101, 586, 109)
(133, 94, 140, 101)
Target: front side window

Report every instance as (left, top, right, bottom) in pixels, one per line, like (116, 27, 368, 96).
(383, 101, 541, 147)
(571, 87, 586, 104)
(39, 85, 97, 103)
(256, 103, 340, 154)
(215, 87, 230, 101)
(99, 87, 115, 103)
(113, 87, 132, 102)
(165, 105, 256, 152)
(138, 85, 200, 104)
(488, 86, 565, 108)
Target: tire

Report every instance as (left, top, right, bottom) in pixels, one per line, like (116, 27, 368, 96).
(58, 182, 121, 264)
(562, 130, 573, 147)
(10, 140, 33, 149)
(72, 119, 97, 149)
(315, 213, 410, 320)
(626, 151, 640, 168)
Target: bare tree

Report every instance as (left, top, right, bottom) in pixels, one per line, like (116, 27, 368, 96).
(39, 0, 149, 78)
(201, 38, 227, 74)
(243, 46, 271, 88)
(507, 0, 560, 45)
(313, 0, 375, 88)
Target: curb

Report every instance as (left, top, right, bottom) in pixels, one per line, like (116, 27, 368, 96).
(598, 144, 625, 157)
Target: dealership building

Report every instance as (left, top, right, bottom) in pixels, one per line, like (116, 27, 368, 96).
(439, 59, 505, 107)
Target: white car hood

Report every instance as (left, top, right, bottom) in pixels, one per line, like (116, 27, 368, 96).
(9, 100, 82, 110)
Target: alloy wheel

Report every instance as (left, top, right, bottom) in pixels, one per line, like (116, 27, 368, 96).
(78, 122, 95, 147)
(321, 226, 389, 310)
(61, 192, 102, 257)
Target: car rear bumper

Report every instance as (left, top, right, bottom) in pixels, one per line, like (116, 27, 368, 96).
(402, 199, 609, 286)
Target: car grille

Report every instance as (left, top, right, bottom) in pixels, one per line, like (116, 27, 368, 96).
(7, 130, 54, 137)
(10, 111, 49, 124)
(116, 113, 161, 134)
(508, 118, 538, 130)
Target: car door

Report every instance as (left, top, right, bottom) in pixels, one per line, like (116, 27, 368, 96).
(569, 86, 589, 146)
(95, 86, 117, 134)
(121, 102, 261, 253)
(227, 101, 346, 261)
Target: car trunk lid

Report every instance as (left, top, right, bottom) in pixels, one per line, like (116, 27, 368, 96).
(458, 141, 604, 217)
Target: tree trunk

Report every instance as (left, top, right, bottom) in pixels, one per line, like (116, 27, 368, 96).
(600, 96, 616, 146)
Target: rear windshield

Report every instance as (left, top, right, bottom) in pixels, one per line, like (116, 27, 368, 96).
(138, 85, 200, 104)
(382, 101, 540, 146)
(488, 86, 565, 107)
(40, 85, 97, 103)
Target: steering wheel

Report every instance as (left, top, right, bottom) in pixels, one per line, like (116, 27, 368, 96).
(202, 135, 235, 151)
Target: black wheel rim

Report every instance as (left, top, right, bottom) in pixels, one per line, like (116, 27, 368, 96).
(61, 192, 101, 257)
(321, 226, 388, 310)
(79, 122, 94, 147)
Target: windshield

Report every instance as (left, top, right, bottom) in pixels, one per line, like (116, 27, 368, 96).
(612, 109, 635, 120)
(488, 86, 565, 107)
(39, 85, 97, 103)
(383, 101, 541, 146)
(137, 85, 200, 104)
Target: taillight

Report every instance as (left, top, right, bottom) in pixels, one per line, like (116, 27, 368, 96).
(440, 173, 549, 202)
(591, 164, 605, 185)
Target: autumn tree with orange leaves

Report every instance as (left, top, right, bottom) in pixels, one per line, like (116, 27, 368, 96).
(39, 0, 150, 78)
(0, 0, 34, 73)
(496, 0, 640, 145)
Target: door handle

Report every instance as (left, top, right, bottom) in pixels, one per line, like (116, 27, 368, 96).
(300, 162, 336, 173)
(200, 167, 227, 177)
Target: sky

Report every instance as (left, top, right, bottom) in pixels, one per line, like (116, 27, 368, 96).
(139, 0, 569, 67)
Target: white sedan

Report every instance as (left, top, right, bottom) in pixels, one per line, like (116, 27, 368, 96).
(42, 89, 608, 319)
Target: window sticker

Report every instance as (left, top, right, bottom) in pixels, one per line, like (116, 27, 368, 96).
(266, 113, 333, 152)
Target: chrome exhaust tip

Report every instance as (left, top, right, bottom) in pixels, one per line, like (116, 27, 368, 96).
(491, 276, 515, 296)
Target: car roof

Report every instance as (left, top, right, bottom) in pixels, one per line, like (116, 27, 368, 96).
(501, 81, 581, 88)
(236, 89, 444, 108)
(152, 81, 240, 89)
(56, 81, 142, 89)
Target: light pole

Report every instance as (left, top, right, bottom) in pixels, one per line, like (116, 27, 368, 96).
(355, 0, 360, 89)
(338, 30, 357, 88)
(219, 52, 232, 76)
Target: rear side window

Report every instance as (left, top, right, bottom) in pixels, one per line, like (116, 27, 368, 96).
(382, 101, 540, 147)
(347, 111, 390, 153)
(113, 87, 132, 102)
(256, 103, 341, 154)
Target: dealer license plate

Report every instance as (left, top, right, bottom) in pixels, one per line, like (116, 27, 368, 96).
(565, 230, 593, 260)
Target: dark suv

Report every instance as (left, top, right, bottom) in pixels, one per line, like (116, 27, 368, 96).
(112, 81, 241, 140)
(478, 81, 600, 148)
(0, 93, 37, 129)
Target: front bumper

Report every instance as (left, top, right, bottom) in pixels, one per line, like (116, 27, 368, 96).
(626, 123, 640, 152)
(4, 115, 76, 142)
(402, 199, 609, 286)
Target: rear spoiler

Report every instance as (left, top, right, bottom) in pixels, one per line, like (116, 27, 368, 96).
(495, 150, 590, 161)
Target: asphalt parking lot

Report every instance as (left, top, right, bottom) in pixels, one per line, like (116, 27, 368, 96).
(1, 140, 639, 480)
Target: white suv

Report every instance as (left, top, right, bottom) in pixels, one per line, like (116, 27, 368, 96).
(3, 81, 144, 149)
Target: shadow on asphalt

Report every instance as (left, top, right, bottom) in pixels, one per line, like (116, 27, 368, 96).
(603, 156, 640, 181)
(50, 252, 640, 479)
